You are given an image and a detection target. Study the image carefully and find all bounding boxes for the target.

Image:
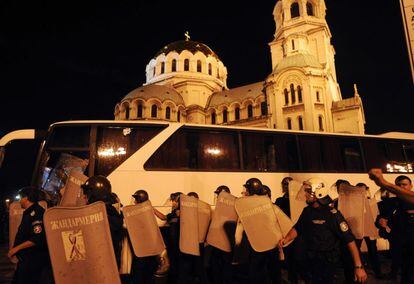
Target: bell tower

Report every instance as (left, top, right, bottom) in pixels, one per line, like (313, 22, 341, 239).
(265, 0, 365, 134)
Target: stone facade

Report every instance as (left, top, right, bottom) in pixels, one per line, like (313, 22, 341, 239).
(115, 0, 365, 134)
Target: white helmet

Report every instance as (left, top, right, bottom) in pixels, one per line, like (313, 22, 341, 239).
(303, 178, 338, 205)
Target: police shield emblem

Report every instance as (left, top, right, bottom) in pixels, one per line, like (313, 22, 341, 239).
(179, 195, 200, 256)
(235, 196, 283, 252)
(289, 180, 307, 223)
(44, 202, 121, 284)
(9, 201, 47, 264)
(123, 200, 165, 257)
(206, 191, 238, 252)
(59, 170, 88, 207)
(198, 199, 212, 243)
(338, 184, 365, 239)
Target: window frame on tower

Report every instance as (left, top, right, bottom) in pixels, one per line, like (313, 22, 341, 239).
(290, 2, 300, 19)
(172, 59, 177, 72)
(165, 106, 171, 120)
(223, 108, 228, 123)
(161, 62, 165, 74)
(298, 86, 303, 103)
(306, 2, 314, 16)
(235, 107, 240, 120)
(290, 84, 296, 104)
(247, 104, 253, 118)
(151, 104, 158, 118)
(184, 59, 190, 71)
(197, 60, 202, 72)
(284, 89, 289, 105)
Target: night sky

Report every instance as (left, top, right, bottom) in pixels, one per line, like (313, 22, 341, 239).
(0, 0, 413, 196)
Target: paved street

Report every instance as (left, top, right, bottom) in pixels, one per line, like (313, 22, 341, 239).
(0, 241, 400, 284)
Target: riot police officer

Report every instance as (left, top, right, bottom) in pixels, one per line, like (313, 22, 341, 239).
(130, 190, 158, 284)
(81, 175, 124, 268)
(8, 186, 50, 284)
(279, 178, 367, 283)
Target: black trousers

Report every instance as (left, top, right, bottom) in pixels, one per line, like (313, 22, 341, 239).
(12, 254, 50, 284)
(401, 230, 414, 284)
(355, 237, 381, 275)
(210, 247, 233, 284)
(130, 255, 158, 284)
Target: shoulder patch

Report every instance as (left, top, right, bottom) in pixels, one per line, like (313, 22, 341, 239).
(30, 211, 35, 216)
(33, 225, 42, 234)
(330, 208, 337, 214)
(340, 221, 349, 232)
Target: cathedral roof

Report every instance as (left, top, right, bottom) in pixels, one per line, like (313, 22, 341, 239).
(155, 40, 219, 60)
(206, 82, 264, 108)
(273, 53, 322, 73)
(122, 84, 185, 105)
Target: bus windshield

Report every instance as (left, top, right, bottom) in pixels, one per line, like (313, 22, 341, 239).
(35, 123, 166, 198)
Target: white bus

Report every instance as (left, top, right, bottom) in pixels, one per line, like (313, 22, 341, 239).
(1, 120, 414, 206)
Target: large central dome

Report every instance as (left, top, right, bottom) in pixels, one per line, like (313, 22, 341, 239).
(155, 40, 219, 60)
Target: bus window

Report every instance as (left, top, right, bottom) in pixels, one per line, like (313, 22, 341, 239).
(321, 136, 343, 172)
(387, 141, 405, 163)
(40, 151, 89, 195)
(274, 134, 300, 171)
(361, 139, 388, 170)
(48, 126, 90, 148)
(298, 135, 323, 172)
(95, 126, 165, 176)
(145, 128, 240, 171)
(242, 133, 276, 172)
(341, 141, 364, 172)
(404, 143, 414, 163)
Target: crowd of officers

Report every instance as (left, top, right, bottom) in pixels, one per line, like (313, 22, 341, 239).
(6, 168, 414, 284)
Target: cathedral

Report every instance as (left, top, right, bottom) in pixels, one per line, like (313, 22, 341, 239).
(114, 0, 365, 134)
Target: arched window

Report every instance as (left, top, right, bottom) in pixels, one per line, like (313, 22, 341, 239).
(287, 118, 292, 130)
(151, 104, 157, 118)
(153, 67, 156, 76)
(298, 116, 304, 130)
(211, 112, 216, 125)
(208, 63, 212, 75)
(137, 104, 143, 118)
(197, 60, 202, 72)
(316, 91, 320, 102)
(290, 84, 296, 104)
(184, 59, 190, 71)
(284, 89, 289, 105)
(217, 67, 220, 78)
(172, 59, 177, 72)
(298, 86, 302, 103)
(292, 40, 295, 51)
(290, 2, 300, 18)
(261, 102, 267, 115)
(125, 105, 130, 119)
(247, 104, 253, 118)
(223, 109, 228, 123)
(306, 2, 314, 16)
(177, 110, 181, 122)
(318, 116, 324, 131)
(235, 107, 240, 120)
(161, 62, 165, 74)
(166, 107, 171, 120)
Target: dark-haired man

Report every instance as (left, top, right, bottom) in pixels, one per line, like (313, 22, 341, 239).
(8, 187, 50, 284)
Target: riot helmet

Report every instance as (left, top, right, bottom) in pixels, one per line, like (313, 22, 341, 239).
(18, 186, 40, 203)
(303, 178, 338, 206)
(243, 178, 263, 196)
(262, 185, 271, 198)
(81, 175, 112, 204)
(187, 192, 199, 198)
(132, 190, 149, 204)
(214, 185, 230, 195)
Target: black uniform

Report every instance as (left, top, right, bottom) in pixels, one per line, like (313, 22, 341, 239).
(275, 194, 290, 218)
(376, 197, 400, 277)
(395, 200, 414, 283)
(106, 204, 124, 268)
(294, 205, 355, 284)
(12, 203, 50, 284)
